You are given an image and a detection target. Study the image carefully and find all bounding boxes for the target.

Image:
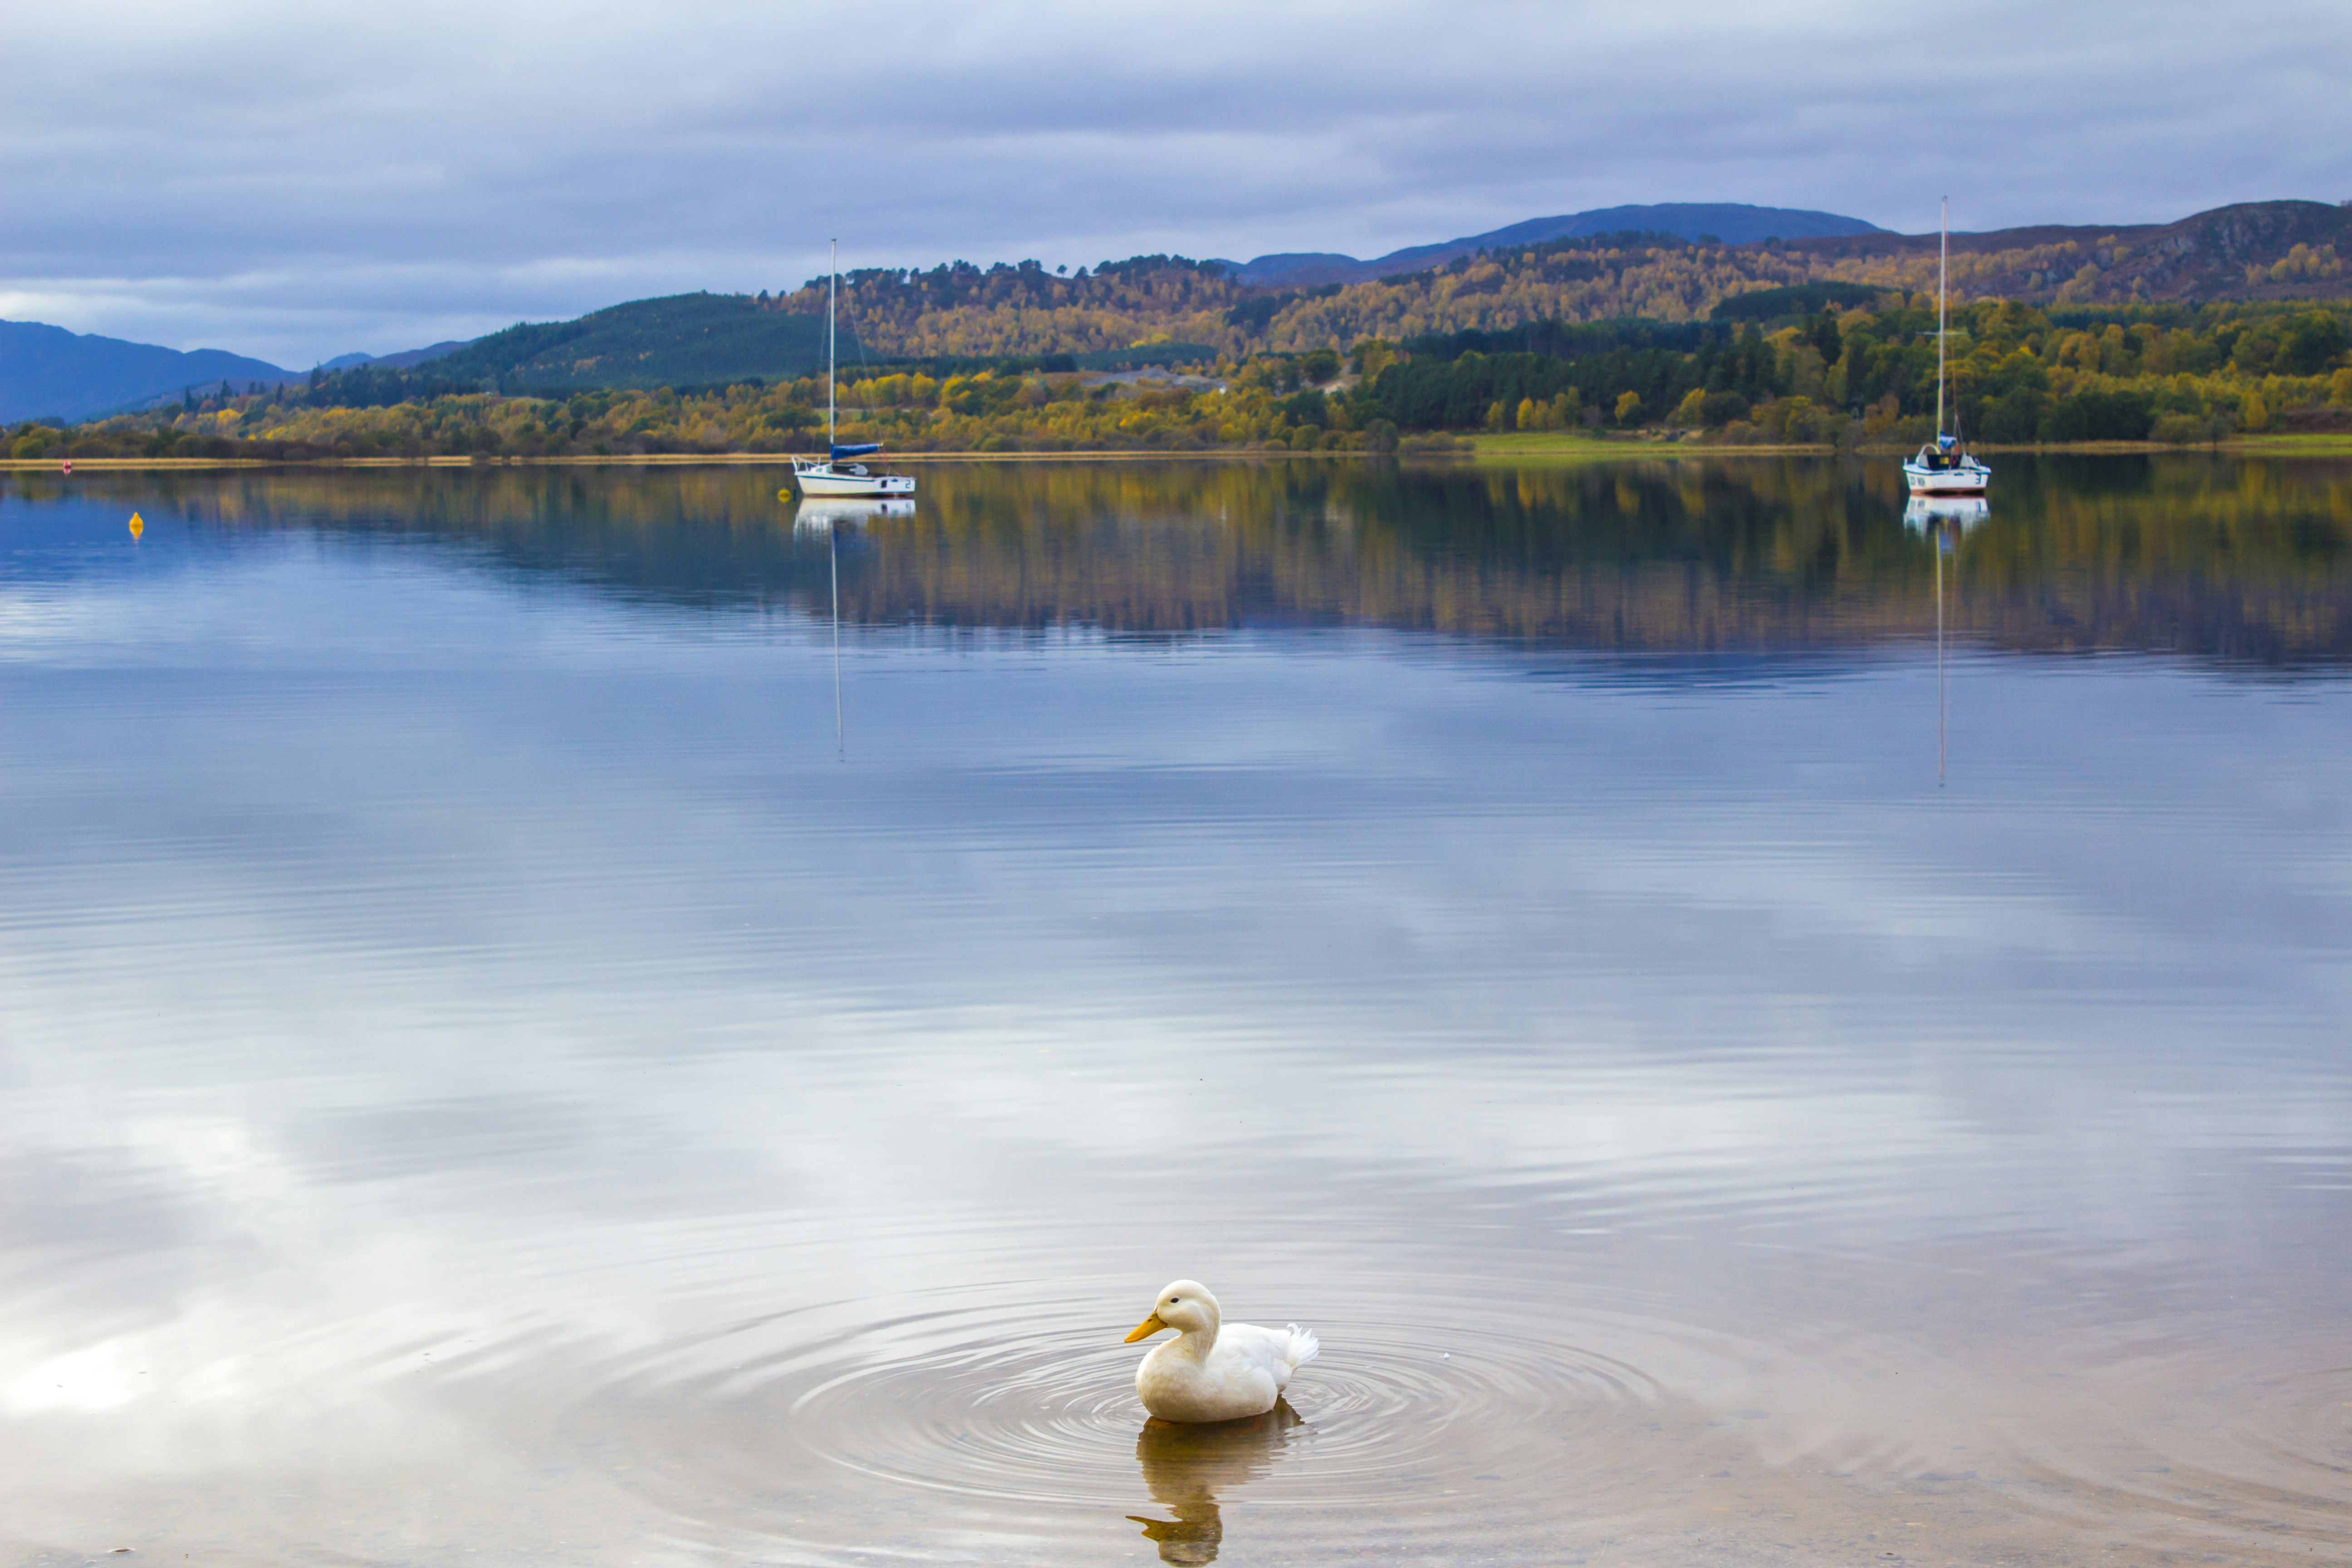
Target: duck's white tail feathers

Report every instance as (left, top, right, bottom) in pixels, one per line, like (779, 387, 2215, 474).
(1284, 1323, 1320, 1372)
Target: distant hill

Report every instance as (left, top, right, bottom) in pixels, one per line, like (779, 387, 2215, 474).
(811, 200, 2352, 362)
(1215, 203, 1889, 287)
(1775, 198, 2352, 304)
(26, 201, 2346, 425)
(318, 341, 467, 372)
(296, 294, 846, 405)
(431, 294, 841, 391)
(0, 320, 296, 423)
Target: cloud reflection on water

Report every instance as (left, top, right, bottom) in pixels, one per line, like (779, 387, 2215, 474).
(0, 460, 2347, 1564)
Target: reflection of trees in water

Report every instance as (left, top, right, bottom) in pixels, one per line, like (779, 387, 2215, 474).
(24, 455, 2351, 666)
(1127, 1402, 1305, 1566)
(1955, 461, 2352, 664)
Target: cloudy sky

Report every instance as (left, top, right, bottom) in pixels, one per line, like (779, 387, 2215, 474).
(5, 0, 2348, 367)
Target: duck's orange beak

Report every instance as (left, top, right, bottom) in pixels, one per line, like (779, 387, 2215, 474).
(1124, 1313, 1168, 1343)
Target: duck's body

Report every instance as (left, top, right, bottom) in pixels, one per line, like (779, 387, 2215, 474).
(1124, 1280, 1318, 1423)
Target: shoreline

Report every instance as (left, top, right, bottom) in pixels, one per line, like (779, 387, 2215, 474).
(1468, 431, 2352, 459)
(6, 432, 2350, 474)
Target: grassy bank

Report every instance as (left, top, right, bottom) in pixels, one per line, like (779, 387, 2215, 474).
(13, 431, 2352, 476)
(1466, 431, 1827, 460)
(0, 449, 1365, 474)
(1466, 429, 2352, 461)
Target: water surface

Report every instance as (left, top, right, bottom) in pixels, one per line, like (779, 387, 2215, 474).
(2, 456, 2348, 1566)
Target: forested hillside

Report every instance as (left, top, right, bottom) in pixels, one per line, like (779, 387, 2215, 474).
(298, 294, 838, 406)
(1217, 201, 1886, 287)
(1778, 200, 2352, 306)
(1365, 298, 2352, 446)
(750, 201, 2351, 363)
(21, 293, 2349, 463)
(769, 256, 1247, 361)
(276, 200, 2352, 412)
(14, 202, 2352, 462)
(764, 237, 1813, 359)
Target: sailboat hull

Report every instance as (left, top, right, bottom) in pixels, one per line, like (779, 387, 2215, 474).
(791, 460, 915, 497)
(1901, 461, 1990, 496)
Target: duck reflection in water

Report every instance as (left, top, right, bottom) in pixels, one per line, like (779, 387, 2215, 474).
(1127, 1401, 1305, 1564)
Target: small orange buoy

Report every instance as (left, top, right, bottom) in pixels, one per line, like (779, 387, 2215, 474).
(128, 512, 144, 539)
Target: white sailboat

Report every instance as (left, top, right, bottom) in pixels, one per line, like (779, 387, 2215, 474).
(1902, 198, 1991, 498)
(791, 240, 916, 500)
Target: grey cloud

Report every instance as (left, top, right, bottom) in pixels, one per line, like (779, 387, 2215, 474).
(5, 0, 2349, 363)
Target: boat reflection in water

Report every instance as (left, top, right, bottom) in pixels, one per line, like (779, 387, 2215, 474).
(1127, 1403, 1306, 1565)
(1903, 494, 1983, 784)
(785, 493, 913, 758)
(1903, 493, 1989, 533)
(791, 495, 916, 533)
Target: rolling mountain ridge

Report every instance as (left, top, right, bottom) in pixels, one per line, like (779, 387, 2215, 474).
(1774, 198, 2352, 303)
(10, 201, 2348, 425)
(0, 320, 302, 424)
(1212, 202, 1889, 287)
(319, 343, 468, 372)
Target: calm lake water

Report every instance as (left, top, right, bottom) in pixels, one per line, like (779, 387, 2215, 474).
(3, 456, 2348, 1567)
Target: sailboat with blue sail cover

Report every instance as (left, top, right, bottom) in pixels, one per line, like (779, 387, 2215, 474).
(791, 240, 916, 500)
(1902, 199, 1991, 499)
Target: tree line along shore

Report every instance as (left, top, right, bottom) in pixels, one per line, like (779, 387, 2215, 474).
(10, 294, 2351, 466)
(17, 458, 2349, 664)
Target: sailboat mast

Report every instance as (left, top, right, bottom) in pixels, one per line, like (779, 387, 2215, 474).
(827, 239, 838, 450)
(1936, 198, 1948, 439)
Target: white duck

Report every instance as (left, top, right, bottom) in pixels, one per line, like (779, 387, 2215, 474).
(1123, 1280, 1318, 1423)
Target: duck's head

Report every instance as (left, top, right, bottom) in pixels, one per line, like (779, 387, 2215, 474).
(1125, 1280, 1218, 1342)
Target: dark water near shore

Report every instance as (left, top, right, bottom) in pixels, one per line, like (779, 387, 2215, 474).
(2, 456, 2348, 1566)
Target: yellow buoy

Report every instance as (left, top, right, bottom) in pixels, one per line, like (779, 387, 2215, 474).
(128, 512, 144, 539)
